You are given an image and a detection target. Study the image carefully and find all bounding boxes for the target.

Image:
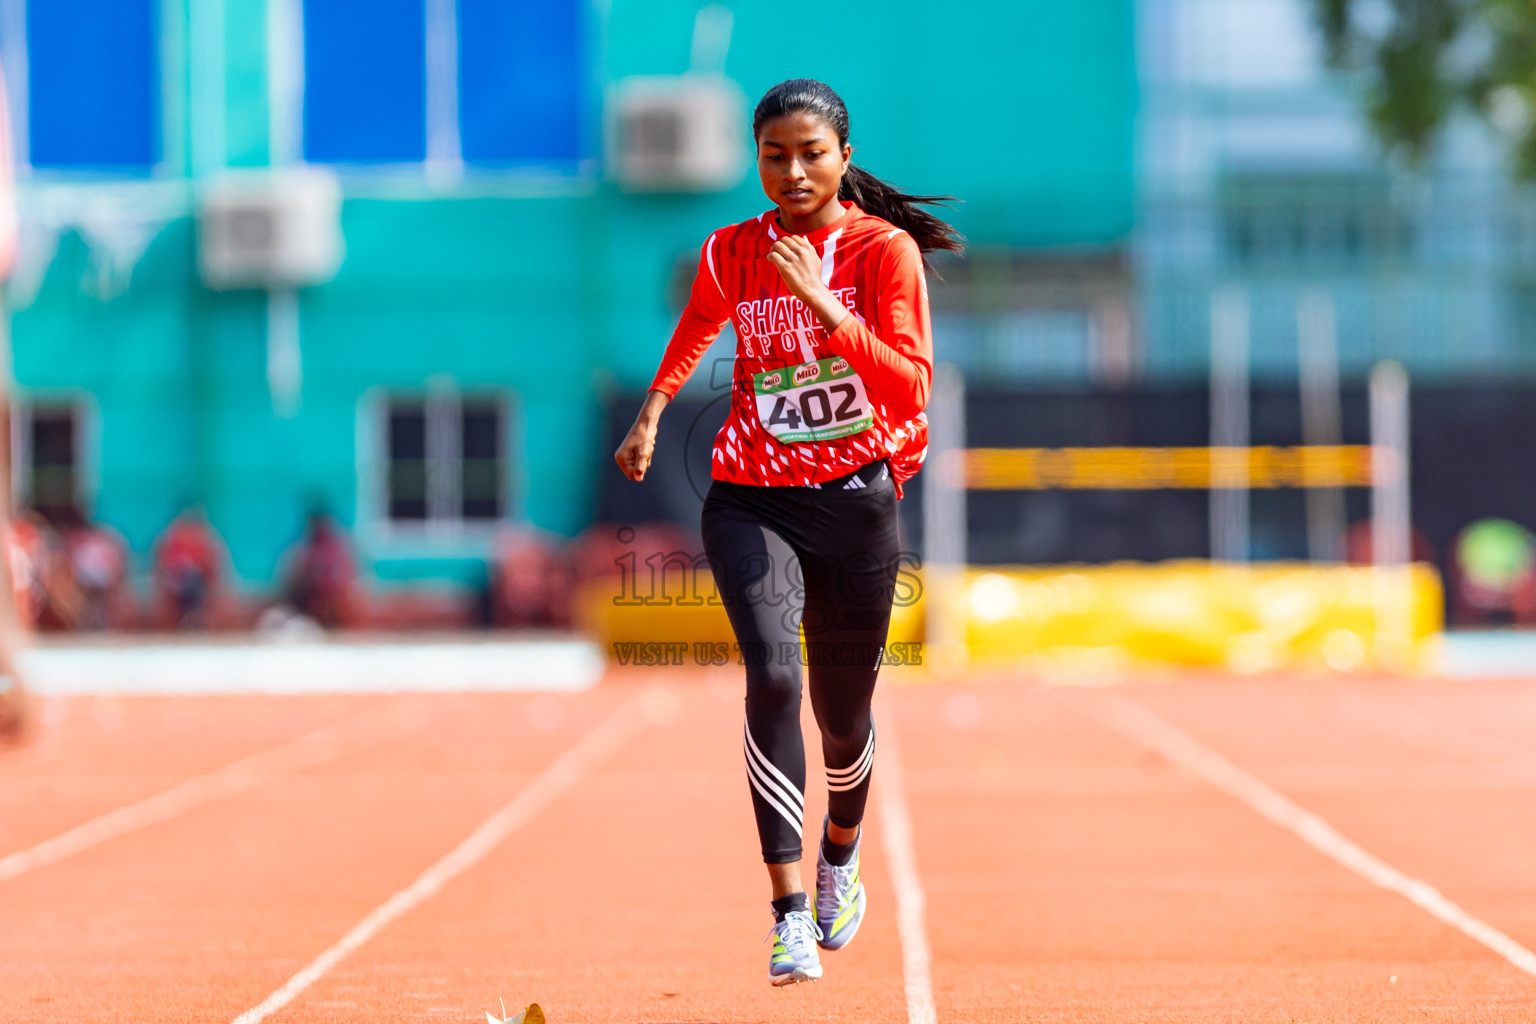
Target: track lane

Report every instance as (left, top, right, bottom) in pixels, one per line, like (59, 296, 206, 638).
(1121, 675, 1536, 1009)
(1, 697, 437, 883)
(12, 672, 1536, 1021)
(230, 689, 657, 1024)
(0, 694, 397, 856)
(287, 671, 913, 1023)
(1092, 692, 1536, 974)
(0, 690, 625, 1024)
(899, 679, 1536, 1022)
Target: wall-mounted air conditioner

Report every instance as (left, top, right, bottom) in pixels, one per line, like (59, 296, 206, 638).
(607, 75, 747, 193)
(197, 168, 344, 290)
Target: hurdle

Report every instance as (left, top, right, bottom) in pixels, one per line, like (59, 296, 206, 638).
(920, 357, 1421, 672)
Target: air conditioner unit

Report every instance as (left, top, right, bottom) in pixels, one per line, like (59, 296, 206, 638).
(197, 168, 344, 290)
(607, 75, 747, 193)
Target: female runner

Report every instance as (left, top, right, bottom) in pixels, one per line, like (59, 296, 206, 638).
(615, 78, 962, 986)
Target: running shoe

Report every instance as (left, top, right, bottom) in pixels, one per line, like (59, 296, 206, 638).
(814, 826, 867, 951)
(766, 908, 823, 985)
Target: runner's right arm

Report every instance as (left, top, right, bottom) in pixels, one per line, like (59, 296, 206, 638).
(649, 234, 732, 398)
(617, 236, 732, 482)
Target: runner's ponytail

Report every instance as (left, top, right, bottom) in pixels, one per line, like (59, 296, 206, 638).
(753, 79, 965, 266)
(837, 163, 964, 264)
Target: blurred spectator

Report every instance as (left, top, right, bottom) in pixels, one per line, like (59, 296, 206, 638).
(1342, 519, 1436, 566)
(280, 509, 358, 629)
(569, 522, 700, 585)
(153, 505, 228, 629)
(8, 510, 87, 631)
(62, 515, 131, 630)
(487, 525, 571, 628)
(1450, 518, 1536, 628)
(566, 521, 705, 632)
(6, 513, 43, 630)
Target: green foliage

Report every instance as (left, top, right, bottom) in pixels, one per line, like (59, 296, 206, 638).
(1312, 0, 1536, 176)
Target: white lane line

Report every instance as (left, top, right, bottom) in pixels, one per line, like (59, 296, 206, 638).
(875, 698, 938, 1024)
(1093, 694, 1536, 978)
(229, 690, 657, 1024)
(0, 700, 434, 883)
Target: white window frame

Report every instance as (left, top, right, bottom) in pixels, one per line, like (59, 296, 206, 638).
(10, 391, 98, 519)
(0, 0, 587, 183)
(356, 383, 517, 549)
(282, 0, 592, 188)
(0, 0, 183, 179)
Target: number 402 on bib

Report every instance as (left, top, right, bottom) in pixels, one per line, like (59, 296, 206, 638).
(752, 356, 875, 443)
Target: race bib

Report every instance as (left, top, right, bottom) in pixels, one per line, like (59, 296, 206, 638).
(753, 356, 874, 443)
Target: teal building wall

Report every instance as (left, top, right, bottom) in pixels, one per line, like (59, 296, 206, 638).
(9, 0, 1137, 588)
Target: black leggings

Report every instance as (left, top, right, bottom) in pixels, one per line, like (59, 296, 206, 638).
(701, 461, 902, 864)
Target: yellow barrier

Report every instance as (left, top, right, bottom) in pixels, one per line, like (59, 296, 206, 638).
(575, 568, 922, 666)
(942, 561, 1441, 674)
(580, 560, 1442, 674)
(964, 445, 1377, 490)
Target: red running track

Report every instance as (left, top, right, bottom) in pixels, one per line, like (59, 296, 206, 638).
(5, 668, 1536, 1021)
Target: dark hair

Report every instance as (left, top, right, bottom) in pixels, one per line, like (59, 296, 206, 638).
(752, 78, 964, 264)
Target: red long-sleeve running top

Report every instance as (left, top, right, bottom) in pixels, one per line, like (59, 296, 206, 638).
(649, 201, 932, 496)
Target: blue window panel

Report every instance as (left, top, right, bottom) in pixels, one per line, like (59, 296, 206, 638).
(304, 0, 425, 163)
(27, 0, 157, 169)
(458, 0, 581, 165)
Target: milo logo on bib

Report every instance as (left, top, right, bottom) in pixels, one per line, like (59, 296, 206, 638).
(752, 356, 875, 443)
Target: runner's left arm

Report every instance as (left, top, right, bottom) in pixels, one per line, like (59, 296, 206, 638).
(818, 232, 932, 422)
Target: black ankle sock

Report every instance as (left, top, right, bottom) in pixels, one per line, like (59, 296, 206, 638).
(821, 826, 858, 867)
(771, 892, 809, 921)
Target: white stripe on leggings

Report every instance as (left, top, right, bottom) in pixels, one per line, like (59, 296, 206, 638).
(744, 722, 805, 810)
(743, 725, 804, 836)
(745, 749, 804, 837)
(827, 731, 876, 792)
